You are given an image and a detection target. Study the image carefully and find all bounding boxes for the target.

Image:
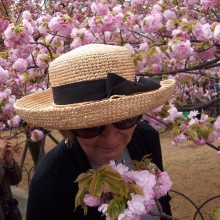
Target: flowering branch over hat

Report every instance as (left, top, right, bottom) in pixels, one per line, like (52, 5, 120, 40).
(75, 155, 174, 220)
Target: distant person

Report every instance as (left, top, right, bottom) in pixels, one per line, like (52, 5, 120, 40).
(14, 44, 175, 220)
(208, 79, 220, 117)
(0, 139, 22, 220)
(208, 79, 220, 98)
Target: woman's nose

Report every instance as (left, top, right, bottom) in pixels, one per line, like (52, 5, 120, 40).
(100, 124, 118, 141)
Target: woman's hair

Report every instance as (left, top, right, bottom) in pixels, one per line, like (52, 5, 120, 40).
(59, 130, 77, 149)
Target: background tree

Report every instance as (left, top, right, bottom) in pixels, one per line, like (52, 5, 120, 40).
(0, 0, 220, 157)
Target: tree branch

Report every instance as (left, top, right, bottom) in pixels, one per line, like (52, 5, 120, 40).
(148, 199, 181, 220)
(177, 96, 220, 111)
(0, 0, 9, 17)
(136, 56, 220, 76)
(30, 42, 53, 60)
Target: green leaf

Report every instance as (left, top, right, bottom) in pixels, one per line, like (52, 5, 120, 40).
(0, 50, 9, 59)
(75, 176, 94, 214)
(75, 169, 96, 214)
(171, 126, 181, 136)
(187, 130, 198, 140)
(132, 53, 143, 67)
(127, 182, 143, 195)
(132, 155, 158, 173)
(144, 65, 153, 73)
(106, 196, 127, 220)
(212, 208, 220, 220)
(98, 165, 127, 196)
(146, 46, 157, 59)
(194, 40, 212, 51)
(103, 176, 125, 195)
(160, 45, 168, 53)
(75, 188, 88, 215)
(189, 123, 199, 129)
(119, 185, 130, 199)
(88, 172, 103, 197)
(198, 126, 210, 140)
(99, 165, 123, 181)
(163, 105, 171, 111)
(181, 21, 192, 33)
(75, 169, 95, 183)
(204, 117, 215, 124)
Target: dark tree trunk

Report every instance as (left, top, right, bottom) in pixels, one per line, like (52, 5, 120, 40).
(24, 132, 46, 166)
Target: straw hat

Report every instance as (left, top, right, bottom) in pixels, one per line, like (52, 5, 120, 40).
(14, 44, 175, 130)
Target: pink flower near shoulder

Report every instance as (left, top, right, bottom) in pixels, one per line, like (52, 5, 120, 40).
(127, 193, 146, 216)
(83, 194, 102, 207)
(109, 160, 129, 177)
(127, 170, 156, 190)
(154, 171, 172, 198)
(118, 209, 141, 220)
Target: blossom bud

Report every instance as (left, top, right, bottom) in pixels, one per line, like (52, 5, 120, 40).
(31, 129, 44, 142)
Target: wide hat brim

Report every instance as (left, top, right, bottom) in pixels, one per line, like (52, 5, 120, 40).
(14, 79, 175, 130)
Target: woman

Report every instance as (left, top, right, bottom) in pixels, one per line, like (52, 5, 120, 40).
(0, 139, 22, 220)
(14, 44, 175, 220)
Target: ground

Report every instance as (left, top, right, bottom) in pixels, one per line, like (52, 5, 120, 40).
(12, 130, 220, 220)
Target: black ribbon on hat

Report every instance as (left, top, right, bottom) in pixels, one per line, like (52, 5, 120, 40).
(52, 73, 161, 105)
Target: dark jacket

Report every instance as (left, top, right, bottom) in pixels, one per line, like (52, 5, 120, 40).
(0, 159, 22, 220)
(26, 122, 171, 220)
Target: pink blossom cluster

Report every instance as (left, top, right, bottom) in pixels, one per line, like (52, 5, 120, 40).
(4, 19, 34, 48)
(7, 115, 21, 128)
(0, 88, 17, 127)
(201, 0, 219, 9)
(169, 111, 220, 148)
(83, 161, 172, 219)
(48, 13, 75, 37)
(0, 67, 9, 84)
(70, 28, 94, 49)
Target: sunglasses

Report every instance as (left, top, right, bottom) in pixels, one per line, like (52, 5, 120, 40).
(72, 115, 142, 139)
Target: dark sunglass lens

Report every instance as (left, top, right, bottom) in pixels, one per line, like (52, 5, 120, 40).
(113, 115, 142, 130)
(73, 126, 105, 138)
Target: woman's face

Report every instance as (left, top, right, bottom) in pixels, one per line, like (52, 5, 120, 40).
(76, 124, 136, 166)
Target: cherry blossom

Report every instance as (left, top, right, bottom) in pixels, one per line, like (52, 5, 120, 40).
(30, 129, 44, 142)
(7, 115, 21, 128)
(78, 159, 172, 219)
(12, 59, 28, 73)
(0, 67, 9, 84)
(83, 194, 102, 207)
(214, 24, 220, 41)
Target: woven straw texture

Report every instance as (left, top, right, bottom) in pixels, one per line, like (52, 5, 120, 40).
(49, 44, 135, 87)
(14, 80, 175, 130)
(14, 44, 176, 130)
